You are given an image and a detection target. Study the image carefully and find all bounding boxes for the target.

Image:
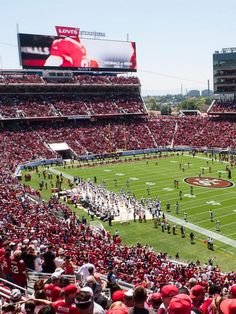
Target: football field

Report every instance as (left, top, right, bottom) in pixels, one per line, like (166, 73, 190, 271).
(22, 152, 236, 271)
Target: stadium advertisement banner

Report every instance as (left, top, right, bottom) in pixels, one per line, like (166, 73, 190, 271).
(55, 26, 80, 38)
(18, 33, 137, 72)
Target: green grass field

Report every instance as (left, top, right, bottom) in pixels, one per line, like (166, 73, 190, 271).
(22, 152, 236, 271)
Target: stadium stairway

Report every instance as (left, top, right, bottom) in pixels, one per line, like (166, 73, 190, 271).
(171, 121, 178, 148)
(145, 124, 158, 147)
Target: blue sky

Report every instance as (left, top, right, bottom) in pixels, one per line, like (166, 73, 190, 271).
(1, 0, 236, 95)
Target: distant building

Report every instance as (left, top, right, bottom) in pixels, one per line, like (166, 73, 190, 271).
(187, 90, 200, 97)
(201, 89, 213, 96)
(213, 48, 236, 94)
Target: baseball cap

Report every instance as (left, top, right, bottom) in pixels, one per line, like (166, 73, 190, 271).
(220, 299, 236, 314)
(51, 272, 61, 280)
(112, 290, 126, 302)
(190, 285, 205, 299)
(80, 287, 93, 297)
(168, 294, 192, 314)
(10, 289, 22, 301)
(150, 292, 162, 302)
(229, 284, 236, 297)
(75, 289, 93, 305)
(64, 284, 78, 296)
(124, 289, 134, 298)
(161, 285, 179, 298)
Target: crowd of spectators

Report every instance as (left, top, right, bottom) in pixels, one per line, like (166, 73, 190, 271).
(0, 74, 43, 84)
(2, 116, 236, 162)
(0, 73, 140, 86)
(173, 116, 236, 149)
(0, 120, 236, 313)
(0, 93, 145, 118)
(208, 100, 236, 114)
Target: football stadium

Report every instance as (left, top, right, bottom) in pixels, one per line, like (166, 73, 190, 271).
(0, 21, 236, 314)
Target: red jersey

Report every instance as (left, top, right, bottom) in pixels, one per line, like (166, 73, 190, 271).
(49, 38, 88, 67)
(44, 283, 62, 301)
(52, 300, 78, 314)
(10, 258, 27, 287)
(0, 255, 11, 275)
(61, 262, 74, 275)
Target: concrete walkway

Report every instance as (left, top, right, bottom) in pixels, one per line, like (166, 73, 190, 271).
(49, 167, 236, 249)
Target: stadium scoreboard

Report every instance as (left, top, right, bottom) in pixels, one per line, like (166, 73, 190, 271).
(18, 31, 137, 72)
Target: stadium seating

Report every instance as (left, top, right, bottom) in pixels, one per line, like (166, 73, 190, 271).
(208, 99, 236, 114)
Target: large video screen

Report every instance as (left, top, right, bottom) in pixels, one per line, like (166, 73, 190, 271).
(18, 33, 137, 72)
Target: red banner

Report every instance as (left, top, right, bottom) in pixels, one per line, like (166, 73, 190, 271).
(55, 26, 80, 38)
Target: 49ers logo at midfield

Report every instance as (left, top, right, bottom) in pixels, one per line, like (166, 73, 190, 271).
(184, 177, 233, 188)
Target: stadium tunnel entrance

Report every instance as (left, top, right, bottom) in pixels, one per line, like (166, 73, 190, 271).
(48, 142, 77, 159)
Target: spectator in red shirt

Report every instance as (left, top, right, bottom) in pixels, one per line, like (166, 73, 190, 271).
(44, 272, 62, 302)
(157, 284, 179, 314)
(10, 250, 27, 289)
(0, 247, 12, 282)
(34, 284, 78, 314)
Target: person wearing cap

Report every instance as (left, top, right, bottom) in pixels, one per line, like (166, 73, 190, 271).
(190, 285, 205, 312)
(228, 284, 236, 299)
(220, 298, 236, 314)
(1, 288, 25, 313)
(112, 290, 126, 303)
(44, 272, 62, 301)
(33, 284, 78, 314)
(85, 275, 102, 300)
(123, 289, 134, 309)
(157, 284, 179, 314)
(10, 288, 24, 302)
(75, 287, 105, 314)
(148, 293, 162, 313)
(168, 294, 192, 314)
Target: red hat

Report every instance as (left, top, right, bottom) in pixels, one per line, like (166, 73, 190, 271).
(229, 285, 236, 297)
(150, 293, 162, 302)
(112, 290, 126, 302)
(220, 299, 236, 314)
(64, 284, 77, 296)
(190, 285, 205, 299)
(161, 285, 179, 298)
(168, 294, 192, 314)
